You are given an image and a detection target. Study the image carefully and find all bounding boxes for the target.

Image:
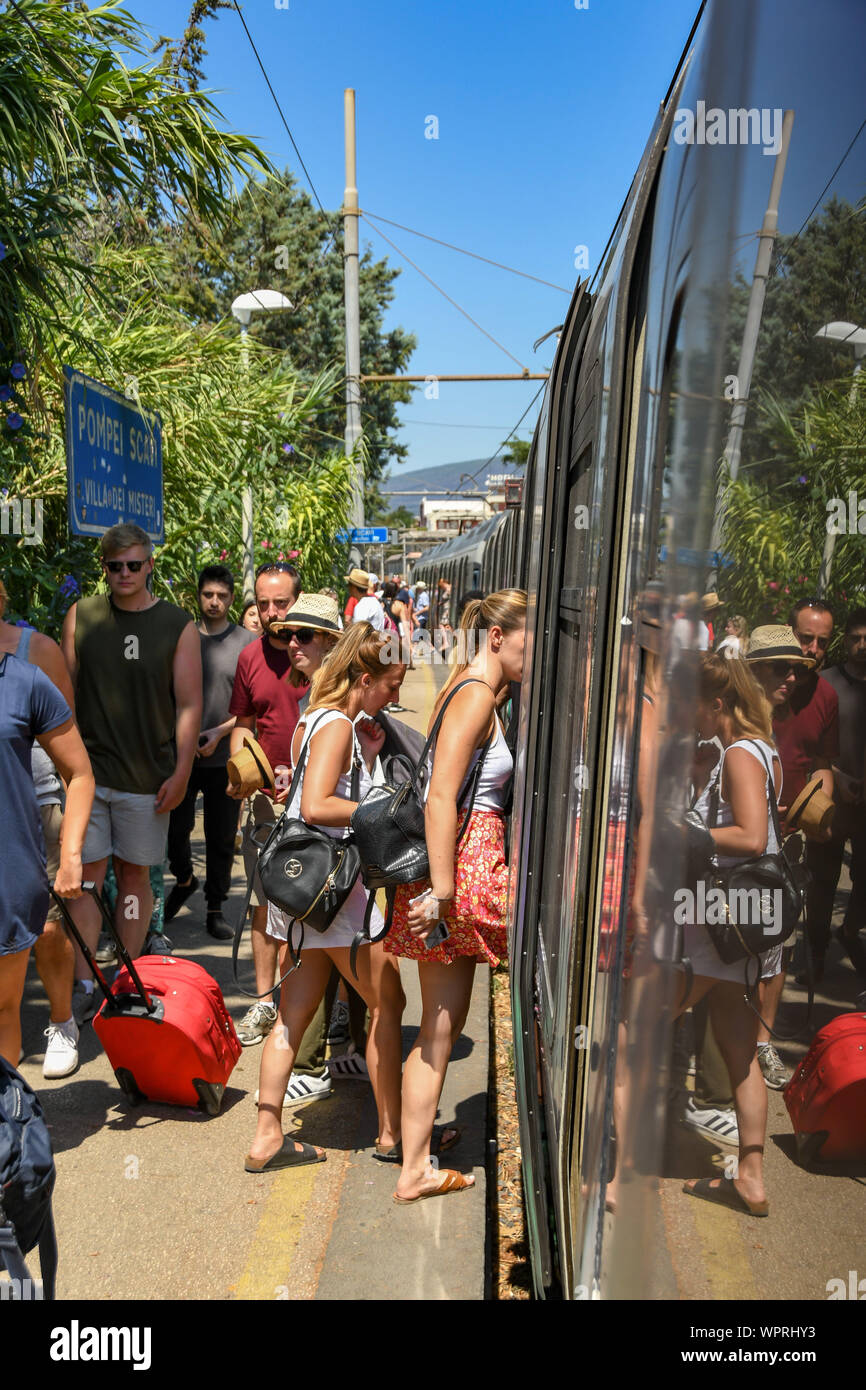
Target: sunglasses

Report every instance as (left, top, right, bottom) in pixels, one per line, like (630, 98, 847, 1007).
(255, 562, 299, 579)
(105, 560, 146, 574)
(277, 627, 316, 644)
(766, 660, 799, 677)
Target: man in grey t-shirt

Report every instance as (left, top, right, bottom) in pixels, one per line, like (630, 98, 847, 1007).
(165, 566, 256, 939)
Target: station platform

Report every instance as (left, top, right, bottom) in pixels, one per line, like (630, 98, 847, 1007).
(14, 661, 492, 1302)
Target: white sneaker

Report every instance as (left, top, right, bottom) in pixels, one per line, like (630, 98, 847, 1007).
(254, 1071, 332, 1109)
(327, 1049, 369, 1081)
(682, 1095, 739, 1147)
(43, 1018, 80, 1079)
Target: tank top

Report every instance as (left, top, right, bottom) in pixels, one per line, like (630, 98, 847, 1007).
(73, 594, 192, 794)
(424, 700, 514, 813)
(693, 737, 781, 866)
(286, 709, 371, 841)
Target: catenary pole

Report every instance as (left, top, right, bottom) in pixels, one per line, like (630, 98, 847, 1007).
(344, 89, 364, 559)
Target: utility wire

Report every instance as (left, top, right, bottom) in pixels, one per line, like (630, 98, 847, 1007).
(453, 382, 546, 494)
(793, 114, 866, 242)
(361, 211, 571, 293)
(362, 217, 528, 372)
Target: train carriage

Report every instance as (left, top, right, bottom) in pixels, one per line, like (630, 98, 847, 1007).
(412, 0, 866, 1299)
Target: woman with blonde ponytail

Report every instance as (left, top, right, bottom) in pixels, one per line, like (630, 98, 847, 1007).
(387, 588, 527, 1202)
(245, 623, 408, 1172)
(679, 653, 786, 1220)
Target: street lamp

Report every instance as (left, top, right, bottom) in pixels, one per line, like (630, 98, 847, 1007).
(231, 289, 293, 604)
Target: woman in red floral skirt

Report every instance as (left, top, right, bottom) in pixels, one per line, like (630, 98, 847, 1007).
(388, 589, 527, 1202)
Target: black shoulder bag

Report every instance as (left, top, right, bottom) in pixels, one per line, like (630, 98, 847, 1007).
(232, 710, 363, 994)
(701, 741, 814, 1036)
(347, 677, 496, 973)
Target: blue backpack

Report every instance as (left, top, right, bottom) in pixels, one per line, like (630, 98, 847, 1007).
(0, 1056, 57, 1299)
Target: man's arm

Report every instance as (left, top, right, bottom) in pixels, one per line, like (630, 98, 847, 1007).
(154, 622, 202, 814)
(29, 630, 75, 711)
(60, 602, 78, 689)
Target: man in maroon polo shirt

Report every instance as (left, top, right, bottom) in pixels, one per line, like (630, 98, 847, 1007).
(227, 562, 305, 1045)
(749, 602, 838, 1086)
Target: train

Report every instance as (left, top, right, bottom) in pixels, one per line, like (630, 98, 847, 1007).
(411, 0, 866, 1299)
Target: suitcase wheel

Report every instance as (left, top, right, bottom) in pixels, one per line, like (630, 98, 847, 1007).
(193, 1079, 225, 1117)
(795, 1129, 829, 1167)
(115, 1068, 147, 1107)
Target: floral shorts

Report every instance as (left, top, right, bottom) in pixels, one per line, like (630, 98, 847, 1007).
(385, 810, 508, 967)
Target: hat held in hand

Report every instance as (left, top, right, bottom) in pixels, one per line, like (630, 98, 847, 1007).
(227, 733, 276, 796)
(785, 775, 834, 839)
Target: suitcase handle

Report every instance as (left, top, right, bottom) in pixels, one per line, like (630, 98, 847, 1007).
(50, 883, 157, 1015)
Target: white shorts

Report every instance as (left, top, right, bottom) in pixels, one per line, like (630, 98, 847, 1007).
(266, 879, 385, 951)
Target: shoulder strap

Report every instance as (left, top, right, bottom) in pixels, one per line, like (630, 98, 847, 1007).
(413, 678, 495, 789)
(15, 626, 33, 659)
(737, 738, 784, 846)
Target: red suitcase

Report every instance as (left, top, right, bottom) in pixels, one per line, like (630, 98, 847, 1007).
(52, 884, 241, 1116)
(784, 1012, 866, 1163)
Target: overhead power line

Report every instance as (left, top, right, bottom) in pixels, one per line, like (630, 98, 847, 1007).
(454, 381, 546, 494)
(361, 216, 529, 373)
(360, 211, 571, 293)
(793, 113, 866, 241)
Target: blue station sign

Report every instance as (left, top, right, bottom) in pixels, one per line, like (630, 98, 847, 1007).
(64, 367, 164, 542)
(336, 526, 389, 544)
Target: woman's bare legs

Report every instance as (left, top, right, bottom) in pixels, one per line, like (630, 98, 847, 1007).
(395, 956, 477, 1200)
(248, 947, 333, 1163)
(0, 946, 30, 1065)
(705, 980, 767, 1204)
(328, 943, 405, 1151)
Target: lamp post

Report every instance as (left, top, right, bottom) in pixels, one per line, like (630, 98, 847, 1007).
(231, 289, 293, 604)
(814, 321, 866, 594)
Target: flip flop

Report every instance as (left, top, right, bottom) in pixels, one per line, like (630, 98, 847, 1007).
(371, 1125, 462, 1164)
(393, 1169, 474, 1204)
(245, 1136, 326, 1172)
(683, 1175, 768, 1217)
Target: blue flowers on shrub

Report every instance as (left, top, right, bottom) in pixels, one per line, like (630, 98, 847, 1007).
(15, 619, 34, 629)
(6, 412, 23, 430)
(282, 443, 294, 455)
(10, 364, 26, 380)
(0, 386, 12, 403)
(59, 575, 80, 598)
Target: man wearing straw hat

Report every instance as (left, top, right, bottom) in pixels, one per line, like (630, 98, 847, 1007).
(344, 568, 370, 624)
(747, 620, 837, 1085)
(227, 561, 304, 1045)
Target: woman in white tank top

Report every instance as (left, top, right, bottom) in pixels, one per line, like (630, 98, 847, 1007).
(246, 624, 408, 1173)
(678, 654, 784, 1219)
(387, 589, 527, 1203)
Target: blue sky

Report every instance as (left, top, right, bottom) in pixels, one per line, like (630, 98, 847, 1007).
(125, 0, 865, 483)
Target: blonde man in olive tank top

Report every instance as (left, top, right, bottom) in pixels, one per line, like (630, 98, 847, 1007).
(60, 525, 202, 1004)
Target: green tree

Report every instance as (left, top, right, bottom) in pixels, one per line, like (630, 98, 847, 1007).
(500, 438, 531, 468)
(728, 198, 866, 480)
(155, 171, 417, 507)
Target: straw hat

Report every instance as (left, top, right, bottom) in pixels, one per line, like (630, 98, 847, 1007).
(745, 625, 816, 667)
(702, 592, 723, 613)
(785, 774, 835, 839)
(344, 567, 370, 590)
(271, 592, 341, 635)
(226, 732, 276, 797)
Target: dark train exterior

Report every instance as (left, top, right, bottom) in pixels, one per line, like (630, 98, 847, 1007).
(412, 0, 866, 1299)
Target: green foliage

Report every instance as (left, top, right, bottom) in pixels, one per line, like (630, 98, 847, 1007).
(728, 198, 866, 480)
(154, 171, 417, 497)
(1, 246, 353, 633)
(718, 376, 866, 631)
(500, 438, 531, 467)
(0, 0, 271, 364)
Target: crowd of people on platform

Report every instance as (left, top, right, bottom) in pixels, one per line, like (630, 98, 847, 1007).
(3, 524, 864, 1217)
(0, 524, 522, 1203)
(663, 590, 866, 1219)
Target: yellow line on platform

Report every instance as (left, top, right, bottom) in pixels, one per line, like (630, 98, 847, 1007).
(691, 1197, 759, 1300)
(234, 1168, 318, 1301)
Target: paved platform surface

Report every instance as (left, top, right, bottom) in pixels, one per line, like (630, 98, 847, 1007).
(11, 662, 491, 1302)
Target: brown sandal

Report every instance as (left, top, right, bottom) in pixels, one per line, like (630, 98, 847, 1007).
(393, 1169, 474, 1204)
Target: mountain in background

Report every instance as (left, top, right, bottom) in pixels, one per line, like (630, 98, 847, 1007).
(377, 457, 526, 515)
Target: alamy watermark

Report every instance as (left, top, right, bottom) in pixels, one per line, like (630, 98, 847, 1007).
(0, 496, 43, 545)
(826, 491, 866, 535)
(672, 102, 783, 156)
(673, 882, 783, 934)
